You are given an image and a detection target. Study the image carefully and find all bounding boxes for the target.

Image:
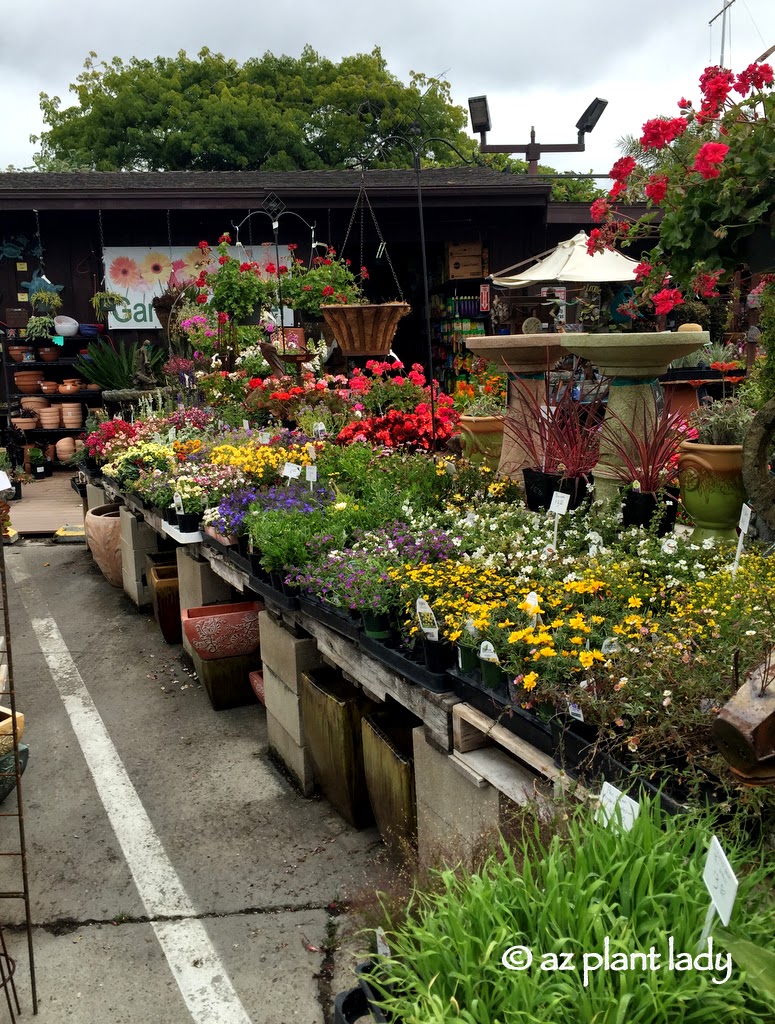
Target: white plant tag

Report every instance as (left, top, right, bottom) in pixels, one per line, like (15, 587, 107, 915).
(375, 927, 390, 958)
(0, 472, 11, 491)
(568, 702, 585, 722)
(549, 491, 570, 515)
(305, 465, 318, 483)
(416, 598, 438, 641)
(479, 640, 500, 664)
(173, 492, 184, 515)
(167, 427, 177, 441)
(305, 443, 317, 462)
(313, 421, 327, 438)
(738, 503, 752, 535)
(282, 462, 302, 480)
(596, 782, 640, 832)
(703, 835, 738, 927)
(242, 419, 250, 431)
(258, 432, 271, 445)
(445, 461, 458, 477)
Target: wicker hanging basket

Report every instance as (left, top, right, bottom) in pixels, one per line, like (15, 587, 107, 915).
(320, 302, 410, 357)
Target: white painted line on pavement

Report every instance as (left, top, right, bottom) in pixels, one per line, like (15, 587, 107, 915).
(10, 564, 254, 1024)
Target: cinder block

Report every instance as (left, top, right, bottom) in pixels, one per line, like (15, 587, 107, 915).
(258, 610, 320, 693)
(122, 567, 152, 608)
(86, 484, 107, 511)
(413, 726, 500, 867)
(266, 710, 315, 796)
(119, 507, 159, 551)
(120, 539, 150, 583)
(263, 665, 304, 745)
(176, 547, 232, 612)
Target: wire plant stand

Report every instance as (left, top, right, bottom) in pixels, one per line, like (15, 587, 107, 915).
(0, 531, 37, 1019)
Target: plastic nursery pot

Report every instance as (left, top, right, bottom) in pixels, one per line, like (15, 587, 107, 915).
(421, 636, 455, 673)
(456, 644, 480, 676)
(360, 610, 393, 640)
(522, 468, 589, 513)
(621, 488, 678, 536)
(175, 512, 200, 534)
(164, 506, 178, 526)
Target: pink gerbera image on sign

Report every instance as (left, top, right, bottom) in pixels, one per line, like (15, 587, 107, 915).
(109, 255, 143, 289)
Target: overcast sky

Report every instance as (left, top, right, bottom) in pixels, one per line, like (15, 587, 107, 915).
(0, 0, 773, 175)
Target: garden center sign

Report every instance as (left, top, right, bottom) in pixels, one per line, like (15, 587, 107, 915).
(102, 244, 291, 329)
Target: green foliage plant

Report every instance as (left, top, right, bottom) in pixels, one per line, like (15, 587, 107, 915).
(90, 290, 130, 319)
(689, 398, 755, 445)
(27, 447, 44, 467)
(24, 315, 54, 340)
(371, 798, 775, 1023)
(29, 289, 62, 314)
(74, 338, 165, 390)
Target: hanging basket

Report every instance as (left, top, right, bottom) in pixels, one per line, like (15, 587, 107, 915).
(320, 302, 410, 357)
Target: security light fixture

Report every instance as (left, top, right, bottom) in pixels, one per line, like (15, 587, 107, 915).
(468, 95, 491, 134)
(467, 95, 608, 174)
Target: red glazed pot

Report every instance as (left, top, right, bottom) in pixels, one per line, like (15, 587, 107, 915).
(181, 601, 263, 660)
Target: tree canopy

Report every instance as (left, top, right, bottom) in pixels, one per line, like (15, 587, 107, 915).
(32, 46, 477, 172)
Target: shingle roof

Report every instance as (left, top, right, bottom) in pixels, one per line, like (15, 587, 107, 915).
(0, 168, 551, 210)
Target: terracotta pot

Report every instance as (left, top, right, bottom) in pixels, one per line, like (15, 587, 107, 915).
(149, 565, 182, 645)
(37, 348, 60, 363)
(58, 384, 80, 395)
(20, 396, 49, 410)
(181, 601, 262, 660)
(38, 411, 62, 428)
(83, 503, 123, 587)
(678, 441, 746, 542)
(39, 382, 61, 394)
(55, 438, 76, 460)
(10, 417, 34, 430)
(320, 302, 410, 356)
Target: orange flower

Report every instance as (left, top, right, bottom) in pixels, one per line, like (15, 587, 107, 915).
(109, 255, 143, 289)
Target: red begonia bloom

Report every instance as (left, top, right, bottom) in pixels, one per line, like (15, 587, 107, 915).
(639, 117, 688, 150)
(691, 270, 722, 298)
(692, 142, 730, 179)
(195, 293, 208, 305)
(634, 262, 653, 282)
(321, 285, 335, 297)
(197, 240, 209, 250)
(590, 197, 610, 222)
(644, 174, 668, 204)
(218, 255, 229, 265)
(609, 156, 637, 182)
(652, 288, 684, 315)
(218, 233, 231, 244)
(217, 312, 230, 324)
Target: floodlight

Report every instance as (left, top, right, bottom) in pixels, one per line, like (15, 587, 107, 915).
(575, 98, 608, 135)
(468, 95, 491, 134)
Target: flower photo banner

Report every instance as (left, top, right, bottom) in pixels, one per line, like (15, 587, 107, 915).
(102, 244, 291, 329)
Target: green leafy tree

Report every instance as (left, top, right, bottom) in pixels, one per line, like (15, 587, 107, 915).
(32, 47, 477, 172)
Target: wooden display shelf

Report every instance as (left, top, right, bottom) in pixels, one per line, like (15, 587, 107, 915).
(452, 702, 590, 800)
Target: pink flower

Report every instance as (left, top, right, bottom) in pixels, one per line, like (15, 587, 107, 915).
(634, 261, 653, 282)
(590, 197, 610, 223)
(692, 142, 730, 179)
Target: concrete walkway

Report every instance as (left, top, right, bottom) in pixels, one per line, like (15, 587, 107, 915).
(0, 541, 393, 1023)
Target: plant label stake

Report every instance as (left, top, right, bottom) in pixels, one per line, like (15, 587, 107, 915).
(258, 432, 271, 445)
(595, 781, 640, 832)
(479, 640, 499, 664)
(699, 835, 738, 949)
(416, 598, 439, 642)
(282, 462, 301, 483)
(732, 503, 752, 576)
(242, 419, 250, 431)
(173, 492, 184, 516)
(305, 464, 317, 491)
(313, 422, 327, 439)
(305, 443, 317, 462)
(549, 490, 570, 550)
(375, 927, 390, 958)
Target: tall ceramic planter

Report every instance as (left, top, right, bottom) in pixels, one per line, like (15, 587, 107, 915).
(677, 441, 746, 542)
(320, 302, 410, 357)
(458, 415, 504, 471)
(83, 503, 123, 588)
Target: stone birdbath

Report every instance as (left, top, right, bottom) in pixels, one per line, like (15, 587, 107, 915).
(464, 334, 569, 477)
(563, 330, 709, 502)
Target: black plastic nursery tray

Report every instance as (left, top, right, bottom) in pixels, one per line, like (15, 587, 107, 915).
(358, 635, 452, 693)
(297, 596, 362, 641)
(225, 547, 253, 576)
(448, 667, 554, 755)
(245, 573, 300, 611)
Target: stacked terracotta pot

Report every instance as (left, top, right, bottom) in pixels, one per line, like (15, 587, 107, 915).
(38, 406, 62, 429)
(60, 403, 83, 429)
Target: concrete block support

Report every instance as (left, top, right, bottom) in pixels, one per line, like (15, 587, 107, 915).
(266, 711, 315, 796)
(86, 483, 107, 511)
(263, 665, 304, 746)
(413, 726, 500, 867)
(258, 611, 320, 693)
(119, 507, 158, 552)
(122, 567, 152, 609)
(176, 547, 234, 657)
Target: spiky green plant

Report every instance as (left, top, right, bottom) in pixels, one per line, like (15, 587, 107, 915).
(74, 339, 164, 390)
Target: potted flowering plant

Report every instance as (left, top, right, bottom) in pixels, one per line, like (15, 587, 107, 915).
(282, 248, 366, 316)
(195, 235, 278, 323)
(589, 61, 775, 313)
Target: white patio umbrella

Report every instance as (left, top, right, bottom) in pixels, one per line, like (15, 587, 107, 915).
(491, 231, 639, 288)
